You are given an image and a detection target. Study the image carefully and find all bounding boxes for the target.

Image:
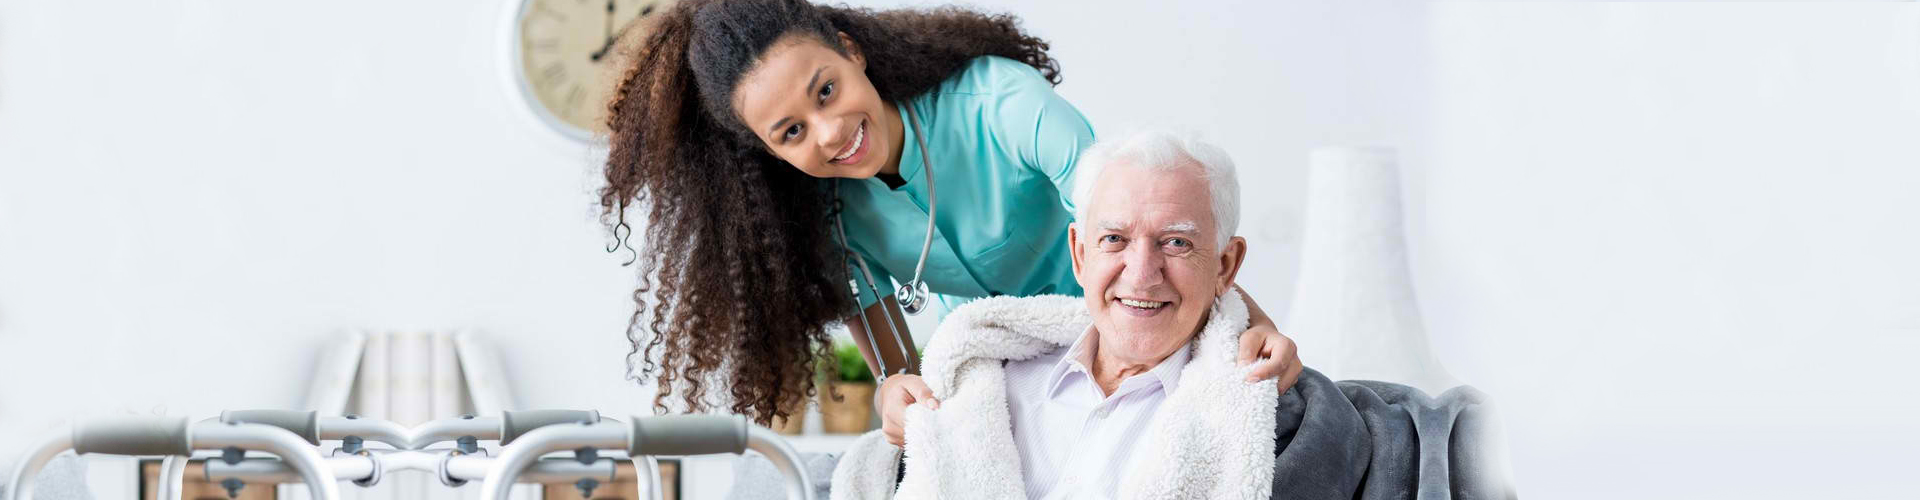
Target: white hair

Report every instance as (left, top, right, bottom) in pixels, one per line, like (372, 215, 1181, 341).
(1072, 129, 1240, 247)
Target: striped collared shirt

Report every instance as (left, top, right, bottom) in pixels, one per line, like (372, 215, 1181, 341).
(1005, 326, 1192, 499)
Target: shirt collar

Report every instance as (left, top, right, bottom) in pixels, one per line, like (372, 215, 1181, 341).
(1045, 325, 1193, 398)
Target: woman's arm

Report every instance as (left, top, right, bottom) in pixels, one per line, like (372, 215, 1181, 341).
(848, 296, 939, 447)
(1235, 285, 1304, 392)
(845, 295, 921, 378)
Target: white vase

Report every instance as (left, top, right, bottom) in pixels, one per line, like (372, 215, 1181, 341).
(1284, 147, 1460, 394)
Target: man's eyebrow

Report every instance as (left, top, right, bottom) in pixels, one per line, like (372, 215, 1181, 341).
(1161, 221, 1198, 233)
(765, 66, 827, 136)
(1095, 219, 1128, 232)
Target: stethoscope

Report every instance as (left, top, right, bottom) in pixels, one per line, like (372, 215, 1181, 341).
(832, 102, 934, 382)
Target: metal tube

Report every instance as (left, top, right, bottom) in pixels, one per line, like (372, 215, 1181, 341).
(381, 449, 444, 474)
(745, 425, 816, 500)
(442, 454, 491, 482)
(316, 417, 411, 449)
(191, 421, 341, 500)
(447, 456, 615, 483)
(477, 421, 627, 500)
(640, 456, 664, 500)
(3, 429, 71, 500)
(203, 455, 375, 484)
(407, 416, 502, 449)
(158, 455, 189, 500)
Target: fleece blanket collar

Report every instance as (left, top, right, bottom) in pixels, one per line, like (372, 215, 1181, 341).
(840, 289, 1278, 499)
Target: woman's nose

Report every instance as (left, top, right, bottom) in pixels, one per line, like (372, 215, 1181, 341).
(815, 116, 849, 149)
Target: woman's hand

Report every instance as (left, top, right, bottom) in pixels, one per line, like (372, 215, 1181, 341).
(1238, 325, 1303, 393)
(876, 373, 940, 447)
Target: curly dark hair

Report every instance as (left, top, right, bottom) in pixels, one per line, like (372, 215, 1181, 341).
(599, 0, 1061, 424)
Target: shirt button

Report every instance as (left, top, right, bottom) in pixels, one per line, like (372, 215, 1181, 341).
(1093, 407, 1112, 419)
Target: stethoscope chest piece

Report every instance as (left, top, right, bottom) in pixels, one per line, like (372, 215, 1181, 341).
(896, 281, 931, 315)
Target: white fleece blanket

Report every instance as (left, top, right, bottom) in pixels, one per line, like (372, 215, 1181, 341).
(831, 290, 1279, 499)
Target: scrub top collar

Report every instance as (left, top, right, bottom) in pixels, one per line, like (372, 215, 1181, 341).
(886, 100, 929, 195)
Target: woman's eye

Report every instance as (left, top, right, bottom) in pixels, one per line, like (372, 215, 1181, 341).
(782, 124, 803, 142)
(818, 82, 834, 102)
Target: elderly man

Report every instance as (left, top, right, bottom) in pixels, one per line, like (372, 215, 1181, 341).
(827, 131, 1512, 500)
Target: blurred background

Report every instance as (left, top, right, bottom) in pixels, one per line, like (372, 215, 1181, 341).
(3, 0, 1917, 498)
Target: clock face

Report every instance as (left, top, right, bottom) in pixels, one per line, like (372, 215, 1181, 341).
(515, 0, 673, 140)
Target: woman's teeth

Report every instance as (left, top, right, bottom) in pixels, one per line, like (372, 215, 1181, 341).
(1119, 298, 1167, 309)
(832, 122, 864, 162)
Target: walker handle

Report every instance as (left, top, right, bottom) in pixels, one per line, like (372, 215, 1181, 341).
(220, 410, 320, 445)
(627, 415, 747, 456)
(71, 416, 191, 456)
(500, 409, 601, 445)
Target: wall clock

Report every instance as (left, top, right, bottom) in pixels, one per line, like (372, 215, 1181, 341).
(509, 0, 674, 142)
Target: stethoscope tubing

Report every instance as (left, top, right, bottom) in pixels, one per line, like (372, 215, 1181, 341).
(834, 102, 935, 381)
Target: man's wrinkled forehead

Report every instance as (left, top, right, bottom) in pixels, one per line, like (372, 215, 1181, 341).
(1092, 218, 1201, 235)
(1085, 164, 1214, 231)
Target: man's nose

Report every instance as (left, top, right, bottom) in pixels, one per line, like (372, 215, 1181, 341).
(1118, 243, 1165, 288)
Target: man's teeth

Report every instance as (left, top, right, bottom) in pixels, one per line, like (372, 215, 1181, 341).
(833, 123, 864, 161)
(1119, 298, 1167, 309)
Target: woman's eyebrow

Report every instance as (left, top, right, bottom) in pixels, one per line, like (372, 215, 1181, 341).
(765, 66, 827, 136)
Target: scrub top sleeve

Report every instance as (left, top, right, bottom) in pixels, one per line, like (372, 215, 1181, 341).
(994, 71, 1098, 216)
(844, 250, 895, 311)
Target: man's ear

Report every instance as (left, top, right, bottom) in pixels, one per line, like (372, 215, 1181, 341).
(837, 32, 864, 67)
(1216, 236, 1247, 297)
(1068, 223, 1085, 277)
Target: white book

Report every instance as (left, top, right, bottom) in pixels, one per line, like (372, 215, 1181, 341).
(453, 331, 514, 416)
(305, 330, 367, 416)
(431, 331, 463, 419)
(392, 331, 434, 499)
(356, 330, 390, 420)
(391, 331, 431, 426)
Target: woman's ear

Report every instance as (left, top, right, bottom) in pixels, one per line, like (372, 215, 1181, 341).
(837, 32, 864, 68)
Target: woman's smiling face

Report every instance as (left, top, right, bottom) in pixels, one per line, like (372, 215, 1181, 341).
(732, 33, 904, 179)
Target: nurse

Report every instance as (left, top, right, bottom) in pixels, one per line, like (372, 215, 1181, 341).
(599, 0, 1301, 442)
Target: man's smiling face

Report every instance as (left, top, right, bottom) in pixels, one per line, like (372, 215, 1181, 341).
(1070, 159, 1245, 364)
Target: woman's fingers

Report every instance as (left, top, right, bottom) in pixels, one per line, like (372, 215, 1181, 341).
(879, 374, 940, 446)
(1236, 329, 1265, 365)
(1275, 358, 1303, 395)
(903, 376, 941, 410)
(1242, 329, 1300, 382)
(878, 375, 917, 446)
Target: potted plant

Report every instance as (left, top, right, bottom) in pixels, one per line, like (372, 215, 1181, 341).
(769, 396, 807, 435)
(816, 341, 877, 434)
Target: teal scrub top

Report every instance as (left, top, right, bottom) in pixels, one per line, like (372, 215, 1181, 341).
(837, 56, 1096, 319)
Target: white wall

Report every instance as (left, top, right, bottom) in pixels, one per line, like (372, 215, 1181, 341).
(1419, 3, 1920, 497)
(2, 0, 1915, 498)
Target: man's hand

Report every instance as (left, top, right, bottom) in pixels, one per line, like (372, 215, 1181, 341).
(876, 373, 940, 446)
(1238, 325, 1303, 394)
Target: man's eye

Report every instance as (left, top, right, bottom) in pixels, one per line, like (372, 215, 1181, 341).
(1098, 234, 1124, 247)
(782, 124, 803, 142)
(818, 82, 834, 102)
(1165, 238, 1191, 249)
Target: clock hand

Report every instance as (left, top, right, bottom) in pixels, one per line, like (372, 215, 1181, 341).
(590, 3, 654, 62)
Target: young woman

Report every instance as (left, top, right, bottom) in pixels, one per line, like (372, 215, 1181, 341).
(600, 0, 1300, 440)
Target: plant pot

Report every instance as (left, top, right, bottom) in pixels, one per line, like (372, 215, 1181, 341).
(817, 381, 876, 434)
(769, 403, 806, 436)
